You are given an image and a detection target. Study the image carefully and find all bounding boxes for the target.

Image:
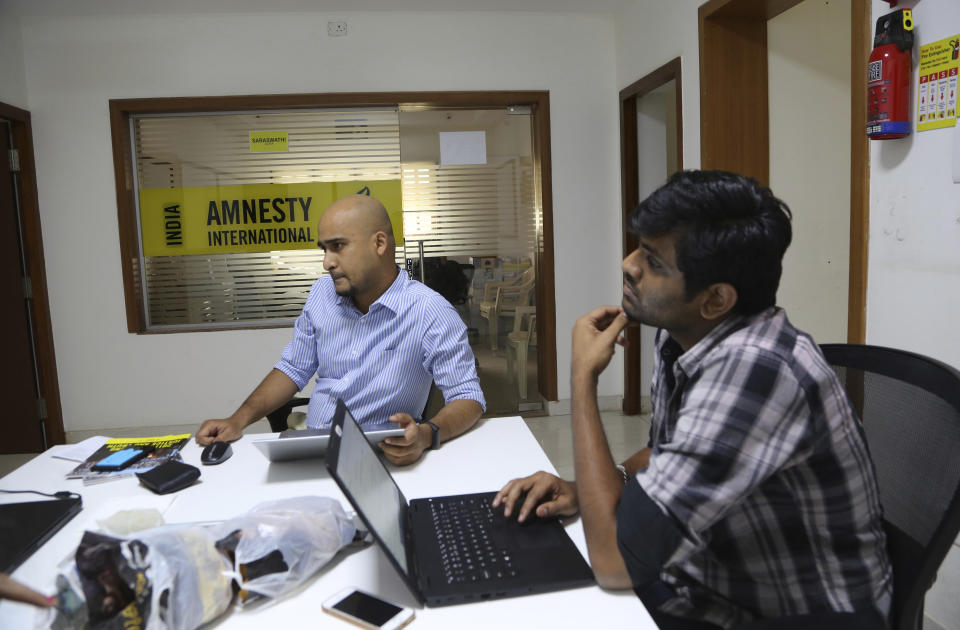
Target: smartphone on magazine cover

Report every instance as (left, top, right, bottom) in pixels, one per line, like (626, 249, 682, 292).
(91, 446, 155, 471)
(322, 587, 415, 630)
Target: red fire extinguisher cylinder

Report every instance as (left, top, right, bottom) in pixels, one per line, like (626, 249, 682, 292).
(867, 9, 914, 140)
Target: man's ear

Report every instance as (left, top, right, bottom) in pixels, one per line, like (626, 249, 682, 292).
(700, 283, 737, 321)
(373, 231, 388, 256)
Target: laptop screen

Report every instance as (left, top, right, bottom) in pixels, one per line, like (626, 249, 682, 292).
(0, 497, 82, 573)
(334, 405, 410, 574)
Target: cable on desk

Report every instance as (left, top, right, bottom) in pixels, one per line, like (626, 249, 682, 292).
(0, 489, 81, 501)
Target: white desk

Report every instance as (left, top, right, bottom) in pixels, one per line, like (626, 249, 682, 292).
(0, 417, 654, 629)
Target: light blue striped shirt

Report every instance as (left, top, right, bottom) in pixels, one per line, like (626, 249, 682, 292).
(274, 268, 485, 429)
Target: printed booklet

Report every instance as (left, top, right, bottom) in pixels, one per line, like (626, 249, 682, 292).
(66, 434, 191, 485)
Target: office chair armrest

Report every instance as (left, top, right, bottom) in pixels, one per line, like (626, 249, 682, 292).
(265, 396, 310, 432)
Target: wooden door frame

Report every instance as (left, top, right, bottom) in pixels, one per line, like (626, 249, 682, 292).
(0, 101, 66, 449)
(619, 58, 684, 415)
(699, 0, 871, 343)
(109, 91, 557, 401)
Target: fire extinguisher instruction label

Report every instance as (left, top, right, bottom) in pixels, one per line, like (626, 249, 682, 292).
(869, 60, 882, 83)
(917, 34, 960, 131)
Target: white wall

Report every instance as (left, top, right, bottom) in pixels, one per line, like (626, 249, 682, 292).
(769, 0, 851, 344)
(867, 1, 960, 628)
(12, 9, 620, 430)
(616, 1, 702, 169)
(0, 12, 27, 108)
(867, 0, 960, 369)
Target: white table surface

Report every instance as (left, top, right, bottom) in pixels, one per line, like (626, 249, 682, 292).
(0, 417, 654, 629)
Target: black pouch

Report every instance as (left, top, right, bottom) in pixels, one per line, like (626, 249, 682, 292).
(136, 460, 200, 494)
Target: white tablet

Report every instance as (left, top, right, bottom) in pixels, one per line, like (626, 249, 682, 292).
(252, 427, 404, 462)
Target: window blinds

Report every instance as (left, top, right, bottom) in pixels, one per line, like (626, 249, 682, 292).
(134, 109, 400, 328)
(400, 157, 538, 258)
(132, 108, 539, 329)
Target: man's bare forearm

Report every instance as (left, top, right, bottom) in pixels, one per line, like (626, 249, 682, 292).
(231, 369, 300, 428)
(572, 372, 632, 589)
(427, 398, 483, 444)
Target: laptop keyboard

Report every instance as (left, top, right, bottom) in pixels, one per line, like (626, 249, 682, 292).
(429, 494, 518, 584)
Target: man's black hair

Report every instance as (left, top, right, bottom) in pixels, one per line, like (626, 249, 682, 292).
(629, 170, 793, 316)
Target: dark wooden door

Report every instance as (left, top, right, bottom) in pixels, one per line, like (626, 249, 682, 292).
(0, 121, 44, 453)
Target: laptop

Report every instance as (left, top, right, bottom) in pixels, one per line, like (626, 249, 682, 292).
(0, 496, 83, 573)
(253, 426, 404, 462)
(326, 399, 595, 607)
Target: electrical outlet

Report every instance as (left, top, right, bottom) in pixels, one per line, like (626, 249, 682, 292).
(327, 21, 347, 37)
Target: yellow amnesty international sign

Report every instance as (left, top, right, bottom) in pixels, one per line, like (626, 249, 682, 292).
(139, 180, 403, 257)
(249, 130, 288, 152)
(917, 35, 960, 131)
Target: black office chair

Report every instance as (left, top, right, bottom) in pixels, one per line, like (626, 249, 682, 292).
(265, 396, 309, 432)
(819, 343, 960, 630)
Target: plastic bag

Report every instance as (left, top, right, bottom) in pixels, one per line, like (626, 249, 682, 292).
(140, 525, 234, 628)
(211, 496, 356, 604)
(47, 496, 358, 630)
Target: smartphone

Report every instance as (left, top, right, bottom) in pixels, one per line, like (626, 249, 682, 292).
(91, 446, 155, 471)
(322, 588, 414, 630)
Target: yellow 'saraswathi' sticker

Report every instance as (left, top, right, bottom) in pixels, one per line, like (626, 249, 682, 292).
(249, 130, 288, 153)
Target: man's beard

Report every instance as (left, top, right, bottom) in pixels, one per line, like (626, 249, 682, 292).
(622, 294, 670, 330)
(621, 298, 646, 325)
(331, 273, 355, 297)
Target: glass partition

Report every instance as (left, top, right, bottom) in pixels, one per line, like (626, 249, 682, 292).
(399, 109, 541, 414)
(124, 102, 546, 414)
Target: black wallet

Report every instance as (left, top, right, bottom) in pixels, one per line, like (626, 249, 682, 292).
(136, 460, 200, 494)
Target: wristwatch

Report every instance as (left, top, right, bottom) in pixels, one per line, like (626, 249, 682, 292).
(616, 464, 629, 486)
(421, 420, 441, 450)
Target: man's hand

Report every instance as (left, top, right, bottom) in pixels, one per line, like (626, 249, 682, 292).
(492, 471, 579, 523)
(0, 573, 54, 608)
(195, 417, 245, 445)
(380, 413, 430, 465)
(571, 306, 629, 381)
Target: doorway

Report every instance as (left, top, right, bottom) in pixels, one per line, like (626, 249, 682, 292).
(698, 0, 871, 343)
(769, 0, 852, 343)
(0, 101, 65, 453)
(619, 58, 683, 415)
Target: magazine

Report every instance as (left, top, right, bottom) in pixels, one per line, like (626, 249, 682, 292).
(66, 434, 192, 485)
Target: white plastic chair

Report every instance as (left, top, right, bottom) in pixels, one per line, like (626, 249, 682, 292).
(478, 267, 535, 350)
(505, 306, 537, 399)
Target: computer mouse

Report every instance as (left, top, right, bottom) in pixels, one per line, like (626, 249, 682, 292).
(200, 441, 233, 465)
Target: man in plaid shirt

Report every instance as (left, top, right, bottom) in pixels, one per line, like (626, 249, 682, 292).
(495, 171, 892, 629)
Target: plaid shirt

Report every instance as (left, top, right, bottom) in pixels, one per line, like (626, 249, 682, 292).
(629, 307, 892, 627)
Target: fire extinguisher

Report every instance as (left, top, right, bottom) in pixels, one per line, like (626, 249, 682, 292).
(867, 9, 914, 140)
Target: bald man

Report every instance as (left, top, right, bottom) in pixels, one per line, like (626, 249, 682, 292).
(196, 195, 485, 465)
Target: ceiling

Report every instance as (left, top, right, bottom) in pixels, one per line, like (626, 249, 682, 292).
(1, 0, 639, 17)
